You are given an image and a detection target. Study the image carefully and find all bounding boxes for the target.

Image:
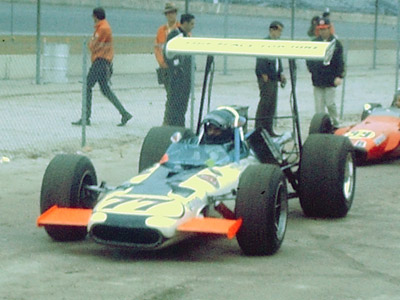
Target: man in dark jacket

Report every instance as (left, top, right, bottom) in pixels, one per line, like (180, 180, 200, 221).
(255, 21, 287, 136)
(306, 17, 345, 127)
(162, 13, 195, 127)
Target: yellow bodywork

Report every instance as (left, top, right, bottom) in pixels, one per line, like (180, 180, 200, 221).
(88, 160, 250, 238)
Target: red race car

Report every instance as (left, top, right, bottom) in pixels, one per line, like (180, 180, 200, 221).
(309, 99, 400, 163)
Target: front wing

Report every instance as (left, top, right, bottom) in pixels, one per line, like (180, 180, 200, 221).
(37, 205, 242, 240)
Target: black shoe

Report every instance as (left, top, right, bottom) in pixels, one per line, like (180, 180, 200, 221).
(71, 119, 91, 126)
(117, 113, 132, 127)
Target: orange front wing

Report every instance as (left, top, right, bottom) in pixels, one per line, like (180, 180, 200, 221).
(178, 217, 242, 239)
(37, 206, 243, 239)
(36, 205, 92, 227)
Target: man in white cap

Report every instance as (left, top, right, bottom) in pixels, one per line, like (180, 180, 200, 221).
(306, 17, 345, 127)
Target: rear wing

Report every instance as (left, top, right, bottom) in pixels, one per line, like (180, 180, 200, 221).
(166, 36, 335, 65)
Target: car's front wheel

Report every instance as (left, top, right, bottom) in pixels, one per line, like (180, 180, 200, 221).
(235, 164, 288, 256)
(40, 154, 97, 241)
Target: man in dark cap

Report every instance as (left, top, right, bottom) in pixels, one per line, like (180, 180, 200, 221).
(162, 13, 195, 127)
(72, 7, 132, 127)
(254, 20, 287, 136)
(306, 17, 345, 127)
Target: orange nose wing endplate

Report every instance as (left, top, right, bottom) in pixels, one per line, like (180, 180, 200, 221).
(178, 217, 242, 239)
(37, 205, 92, 227)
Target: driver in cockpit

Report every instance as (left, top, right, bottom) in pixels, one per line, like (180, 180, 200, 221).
(201, 109, 235, 145)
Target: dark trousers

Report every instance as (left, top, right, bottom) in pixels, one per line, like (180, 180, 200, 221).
(163, 68, 191, 127)
(255, 77, 278, 134)
(85, 58, 128, 120)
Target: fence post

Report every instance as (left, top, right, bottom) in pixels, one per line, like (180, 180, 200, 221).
(395, 0, 400, 93)
(291, 0, 296, 40)
(81, 38, 89, 148)
(372, 0, 379, 69)
(340, 39, 348, 120)
(35, 0, 41, 84)
(223, 0, 229, 75)
(190, 55, 196, 131)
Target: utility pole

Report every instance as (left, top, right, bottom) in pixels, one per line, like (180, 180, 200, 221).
(395, 0, 400, 92)
(36, 0, 41, 84)
(372, 0, 379, 69)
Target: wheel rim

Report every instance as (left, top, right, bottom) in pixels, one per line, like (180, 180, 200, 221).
(343, 152, 355, 201)
(78, 170, 96, 208)
(275, 182, 288, 241)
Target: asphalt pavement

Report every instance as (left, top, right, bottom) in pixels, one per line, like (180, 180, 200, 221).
(1, 61, 400, 300)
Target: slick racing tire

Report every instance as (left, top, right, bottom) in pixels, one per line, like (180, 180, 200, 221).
(299, 134, 356, 218)
(40, 154, 97, 241)
(361, 103, 382, 121)
(235, 164, 288, 256)
(309, 113, 334, 134)
(138, 126, 194, 172)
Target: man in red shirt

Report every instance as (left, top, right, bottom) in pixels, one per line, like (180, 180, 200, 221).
(72, 7, 132, 127)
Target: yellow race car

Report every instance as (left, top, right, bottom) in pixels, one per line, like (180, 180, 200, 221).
(37, 37, 355, 256)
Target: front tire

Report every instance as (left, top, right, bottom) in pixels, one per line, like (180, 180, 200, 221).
(235, 164, 288, 256)
(299, 134, 356, 218)
(40, 154, 97, 241)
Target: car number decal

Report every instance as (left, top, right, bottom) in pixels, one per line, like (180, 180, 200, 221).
(101, 197, 167, 210)
(99, 196, 184, 217)
(345, 130, 375, 139)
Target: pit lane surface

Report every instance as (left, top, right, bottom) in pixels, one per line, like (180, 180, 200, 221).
(1, 143, 399, 300)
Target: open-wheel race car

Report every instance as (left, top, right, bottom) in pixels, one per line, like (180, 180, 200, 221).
(309, 102, 400, 163)
(37, 37, 356, 256)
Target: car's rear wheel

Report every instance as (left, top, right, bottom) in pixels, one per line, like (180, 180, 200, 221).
(309, 113, 334, 134)
(235, 164, 288, 256)
(138, 126, 194, 172)
(40, 154, 97, 241)
(299, 134, 356, 218)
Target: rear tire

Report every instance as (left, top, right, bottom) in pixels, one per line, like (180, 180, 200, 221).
(138, 126, 194, 172)
(299, 134, 356, 218)
(40, 154, 97, 241)
(309, 113, 334, 134)
(235, 164, 288, 256)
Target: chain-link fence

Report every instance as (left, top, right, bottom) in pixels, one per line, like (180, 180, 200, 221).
(1, 0, 399, 159)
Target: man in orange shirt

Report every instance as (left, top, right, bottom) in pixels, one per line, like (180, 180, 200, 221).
(72, 7, 132, 127)
(154, 3, 180, 70)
